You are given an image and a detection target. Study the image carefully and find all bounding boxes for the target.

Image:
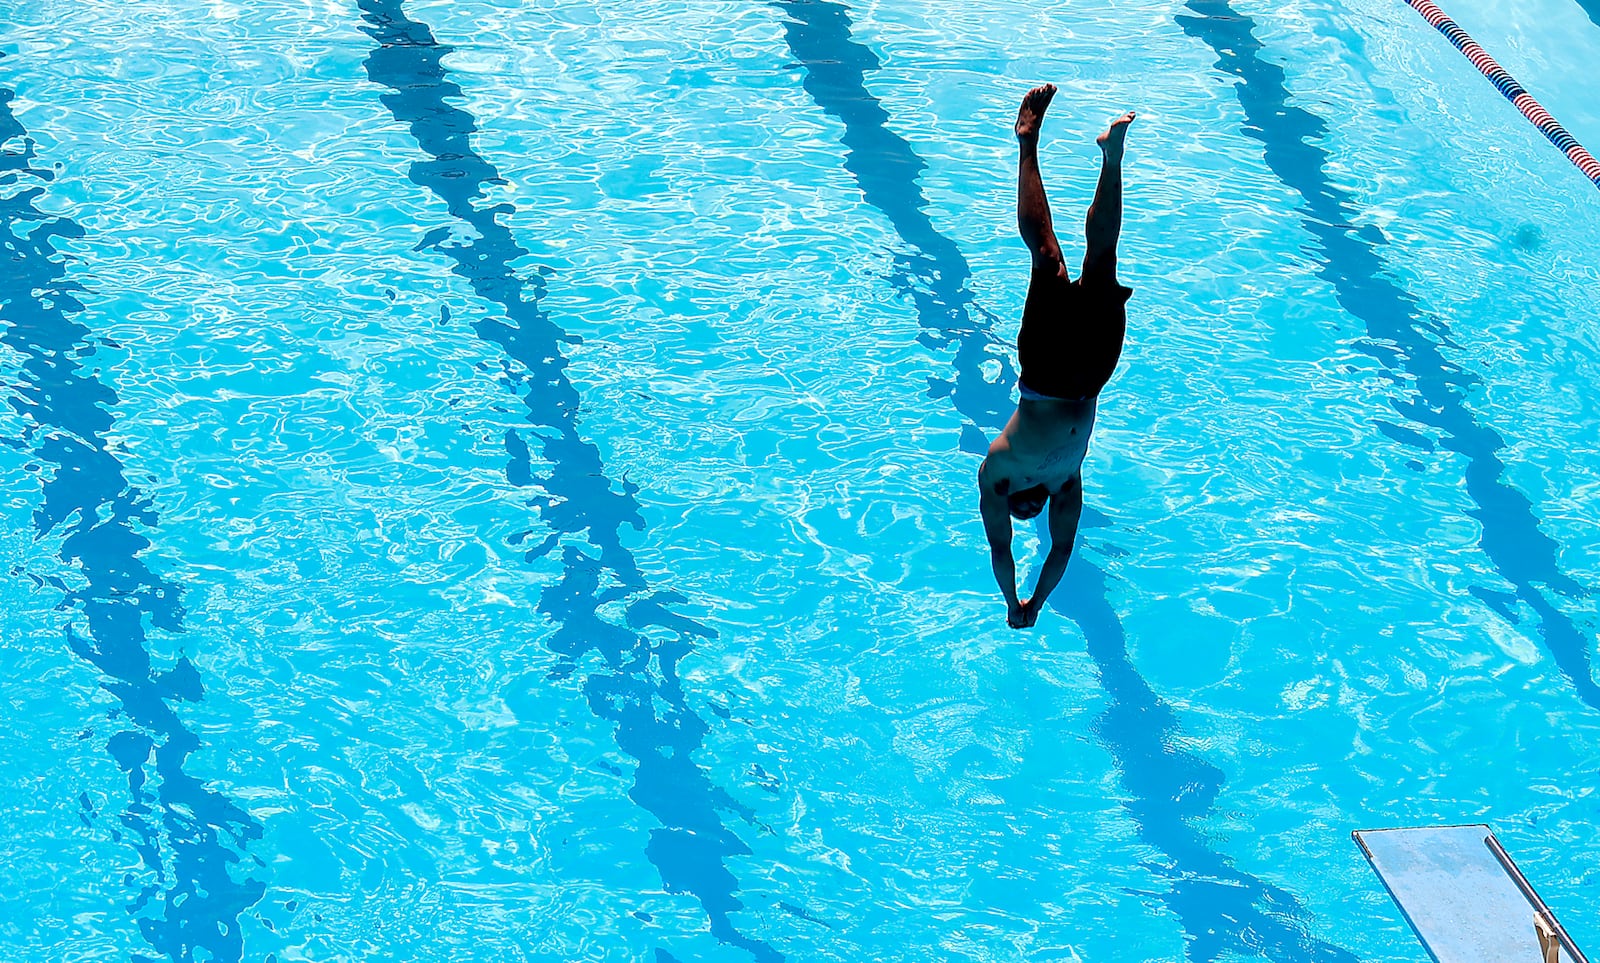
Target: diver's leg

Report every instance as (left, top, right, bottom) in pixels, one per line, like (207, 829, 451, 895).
(1080, 111, 1134, 283)
(1016, 84, 1065, 276)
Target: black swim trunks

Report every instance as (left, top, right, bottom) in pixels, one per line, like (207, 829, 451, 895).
(1016, 265, 1133, 402)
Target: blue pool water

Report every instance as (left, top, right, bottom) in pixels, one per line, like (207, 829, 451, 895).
(3, 0, 1599, 959)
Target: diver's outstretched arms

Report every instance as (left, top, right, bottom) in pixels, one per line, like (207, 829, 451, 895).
(1019, 474, 1083, 622)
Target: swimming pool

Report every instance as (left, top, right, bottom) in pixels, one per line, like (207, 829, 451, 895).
(3, 0, 1599, 958)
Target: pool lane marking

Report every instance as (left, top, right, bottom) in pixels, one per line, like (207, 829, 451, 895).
(1178, 0, 1600, 709)
(1403, 0, 1600, 188)
(770, 3, 1360, 960)
(772, 0, 1015, 456)
(0, 77, 266, 961)
(352, 4, 782, 960)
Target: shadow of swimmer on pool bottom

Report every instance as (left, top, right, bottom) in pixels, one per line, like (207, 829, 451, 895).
(979, 84, 1136, 629)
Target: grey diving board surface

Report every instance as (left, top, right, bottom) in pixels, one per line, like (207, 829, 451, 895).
(1354, 824, 1589, 963)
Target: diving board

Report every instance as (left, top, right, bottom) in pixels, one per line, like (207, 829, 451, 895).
(1354, 824, 1589, 963)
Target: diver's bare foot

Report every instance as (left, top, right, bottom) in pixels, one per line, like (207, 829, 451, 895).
(1015, 84, 1057, 142)
(1097, 111, 1135, 163)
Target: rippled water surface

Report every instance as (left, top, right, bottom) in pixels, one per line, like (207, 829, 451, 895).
(4, 0, 1599, 959)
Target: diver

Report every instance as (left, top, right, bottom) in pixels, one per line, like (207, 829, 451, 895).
(978, 84, 1135, 628)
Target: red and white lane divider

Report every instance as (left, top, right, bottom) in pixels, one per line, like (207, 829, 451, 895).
(1403, 0, 1600, 189)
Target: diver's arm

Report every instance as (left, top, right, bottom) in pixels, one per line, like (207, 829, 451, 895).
(979, 465, 1025, 626)
(1023, 474, 1083, 624)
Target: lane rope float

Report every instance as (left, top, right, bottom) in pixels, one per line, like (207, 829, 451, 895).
(1403, 0, 1600, 189)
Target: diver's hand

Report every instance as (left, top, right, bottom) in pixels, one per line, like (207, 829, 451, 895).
(1018, 598, 1041, 628)
(1007, 599, 1028, 628)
